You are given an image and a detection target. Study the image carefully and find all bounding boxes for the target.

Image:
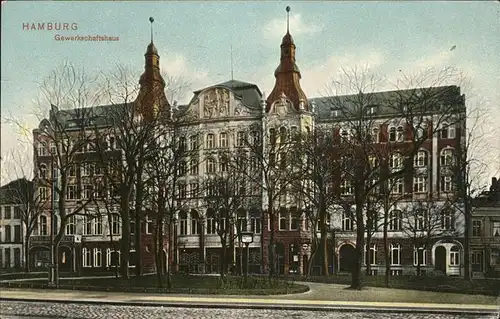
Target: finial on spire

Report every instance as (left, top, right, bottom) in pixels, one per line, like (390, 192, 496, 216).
(149, 17, 154, 43)
(286, 6, 291, 33)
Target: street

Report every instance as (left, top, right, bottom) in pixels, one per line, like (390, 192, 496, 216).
(0, 301, 498, 319)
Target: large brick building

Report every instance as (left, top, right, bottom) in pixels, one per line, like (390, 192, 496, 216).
(30, 11, 468, 277)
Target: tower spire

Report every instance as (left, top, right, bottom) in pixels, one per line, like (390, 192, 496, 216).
(286, 6, 290, 33)
(230, 44, 234, 81)
(149, 17, 154, 43)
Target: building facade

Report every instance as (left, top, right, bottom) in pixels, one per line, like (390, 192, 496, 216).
(471, 177, 500, 277)
(30, 11, 467, 276)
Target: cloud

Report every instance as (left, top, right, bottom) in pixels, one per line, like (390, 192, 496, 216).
(160, 53, 211, 104)
(262, 13, 322, 40)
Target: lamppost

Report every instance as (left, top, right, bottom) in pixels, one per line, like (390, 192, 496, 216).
(239, 231, 254, 286)
(48, 149, 56, 287)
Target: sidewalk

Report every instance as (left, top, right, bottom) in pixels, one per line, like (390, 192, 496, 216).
(1, 285, 498, 315)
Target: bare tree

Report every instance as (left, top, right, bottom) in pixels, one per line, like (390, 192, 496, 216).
(289, 126, 339, 276)
(323, 66, 465, 289)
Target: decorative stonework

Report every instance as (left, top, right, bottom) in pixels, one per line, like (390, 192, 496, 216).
(203, 88, 230, 118)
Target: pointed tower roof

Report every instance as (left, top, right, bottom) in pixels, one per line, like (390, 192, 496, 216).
(136, 17, 170, 121)
(266, 6, 308, 113)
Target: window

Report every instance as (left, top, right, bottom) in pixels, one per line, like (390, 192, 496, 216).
(342, 212, 353, 231)
(279, 127, 288, 143)
(130, 221, 136, 235)
(365, 245, 377, 266)
(450, 246, 460, 266)
(493, 222, 500, 237)
(38, 142, 47, 156)
(389, 210, 402, 231)
(340, 129, 349, 143)
(219, 157, 228, 172)
(39, 215, 48, 235)
(279, 212, 288, 231)
(251, 130, 260, 147)
(389, 153, 403, 169)
(178, 137, 187, 152)
(440, 149, 454, 166)
(66, 185, 77, 200)
(341, 180, 354, 195)
(413, 176, 428, 193)
(290, 210, 300, 230)
(413, 247, 427, 266)
(81, 162, 92, 176)
(83, 185, 93, 200)
(179, 215, 188, 235)
(145, 216, 153, 235)
(107, 249, 120, 267)
(219, 132, 228, 148)
(415, 209, 427, 231)
(206, 133, 215, 149)
(371, 128, 379, 143)
(65, 215, 76, 235)
(390, 244, 401, 265)
(472, 220, 482, 237)
(236, 131, 245, 147)
(269, 128, 277, 146)
(82, 248, 91, 267)
(397, 126, 404, 142)
(441, 123, 456, 139)
(83, 216, 92, 235)
(39, 164, 48, 179)
(441, 209, 454, 230)
(105, 135, 116, 150)
(91, 248, 101, 267)
(4, 225, 11, 242)
(190, 135, 198, 150)
(14, 206, 21, 219)
(389, 127, 397, 142)
(440, 176, 453, 192)
(39, 187, 48, 201)
(111, 214, 121, 235)
(206, 158, 216, 174)
(190, 212, 200, 235)
(94, 216, 103, 235)
(189, 183, 199, 198)
(250, 156, 259, 171)
(414, 150, 428, 167)
(250, 217, 261, 234)
(390, 178, 404, 194)
(190, 159, 199, 175)
(206, 217, 216, 235)
(4, 206, 11, 219)
(177, 184, 187, 199)
(471, 251, 483, 272)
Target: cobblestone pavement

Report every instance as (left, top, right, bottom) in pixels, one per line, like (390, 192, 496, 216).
(1, 301, 498, 319)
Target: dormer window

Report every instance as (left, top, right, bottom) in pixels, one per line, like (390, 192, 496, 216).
(330, 108, 339, 117)
(366, 105, 378, 115)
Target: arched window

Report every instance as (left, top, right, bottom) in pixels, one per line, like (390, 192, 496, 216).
(371, 127, 380, 143)
(413, 246, 427, 266)
(39, 164, 47, 179)
(39, 215, 48, 236)
(397, 126, 404, 142)
(219, 132, 228, 148)
(38, 142, 47, 156)
(389, 127, 397, 142)
(414, 150, 428, 167)
(279, 127, 288, 143)
(190, 210, 200, 235)
(206, 158, 216, 173)
(269, 128, 277, 146)
(190, 159, 198, 175)
(365, 244, 377, 265)
(206, 133, 215, 149)
(441, 123, 456, 139)
(82, 248, 91, 267)
(190, 135, 198, 150)
(206, 208, 216, 235)
(440, 148, 455, 166)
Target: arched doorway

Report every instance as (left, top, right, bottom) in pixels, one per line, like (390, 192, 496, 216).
(30, 246, 51, 269)
(58, 246, 73, 272)
(435, 246, 446, 274)
(275, 243, 285, 275)
(339, 244, 356, 273)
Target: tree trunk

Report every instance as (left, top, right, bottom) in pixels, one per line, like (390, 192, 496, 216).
(350, 204, 365, 290)
(220, 238, 226, 280)
(365, 233, 372, 276)
(383, 209, 390, 287)
(24, 234, 30, 272)
(268, 203, 276, 279)
(322, 233, 329, 276)
(120, 197, 131, 279)
(134, 212, 142, 277)
(463, 198, 471, 281)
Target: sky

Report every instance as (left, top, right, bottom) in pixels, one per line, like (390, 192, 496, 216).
(1, 1, 499, 187)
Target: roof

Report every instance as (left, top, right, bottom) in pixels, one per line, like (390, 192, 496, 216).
(191, 79, 263, 109)
(310, 85, 465, 121)
(0, 178, 34, 205)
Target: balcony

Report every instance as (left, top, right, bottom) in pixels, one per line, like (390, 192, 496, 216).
(30, 235, 82, 244)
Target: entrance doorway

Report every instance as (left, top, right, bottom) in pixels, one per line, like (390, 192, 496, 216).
(435, 246, 446, 274)
(339, 244, 356, 273)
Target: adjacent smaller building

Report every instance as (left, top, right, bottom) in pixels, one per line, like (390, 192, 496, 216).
(471, 177, 500, 277)
(0, 178, 32, 270)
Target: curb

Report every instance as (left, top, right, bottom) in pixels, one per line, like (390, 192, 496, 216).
(1, 297, 499, 316)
